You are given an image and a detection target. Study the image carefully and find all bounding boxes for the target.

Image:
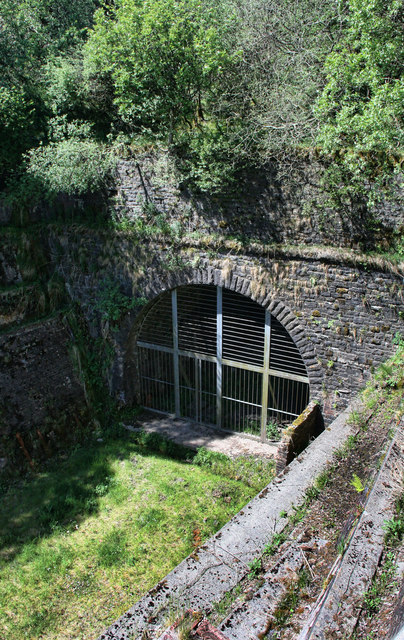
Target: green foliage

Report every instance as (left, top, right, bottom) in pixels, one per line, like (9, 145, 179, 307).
(247, 557, 262, 579)
(264, 532, 287, 556)
(374, 336, 404, 388)
(192, 447, 275, 491)
(26, 122, 117, 197)
(93, 277, 145, 325)
(363, 551, 396, 615)
(315, 0, 404, 205)
(86, 0, 237, 135)
(383, 491, 404, 547)
(0, 85, 46, 175)
(272, 568, 311, 630)
(0, 0, 98, 178)
(350, 473, 365, 493)
(383, 515, 404, 547)
(266, 419, 281, 441)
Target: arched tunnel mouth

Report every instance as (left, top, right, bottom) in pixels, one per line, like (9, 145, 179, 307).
(135, 285, 310, 441)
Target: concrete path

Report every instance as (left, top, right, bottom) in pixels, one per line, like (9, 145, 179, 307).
(128, 412, 279, 459)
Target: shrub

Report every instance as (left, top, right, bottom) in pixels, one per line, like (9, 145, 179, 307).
(26, 133, 116, 197)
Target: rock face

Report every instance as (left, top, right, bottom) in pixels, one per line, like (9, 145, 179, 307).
(0, 318, 87, 474)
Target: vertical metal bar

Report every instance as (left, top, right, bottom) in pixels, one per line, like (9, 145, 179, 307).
(172, 289, 180, 417)
(216, 286, 223, 428)
(260, 310, 271, 441)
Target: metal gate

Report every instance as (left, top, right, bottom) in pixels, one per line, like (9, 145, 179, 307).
(136, 285, 309, 440)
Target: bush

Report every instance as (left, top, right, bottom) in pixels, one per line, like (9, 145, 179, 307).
(26, 132, 116, 197)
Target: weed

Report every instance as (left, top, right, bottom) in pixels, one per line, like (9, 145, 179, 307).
(383, 491, 404, 547)
(350, 473, 365, 493)
(383, 516, 404, 547)
(211, 584, 243, 621)
(271, 569, 311, 631)
(305, 485, 320, 501)
(335, 434, 359, 460)
(314, 468, 331, 491)
(266, 420, 281, 441)
(289, 503, 306, 525)
(247, 557, 262, 579)
(337, 537, 346, 555)
(363, 551, 396, 616)
(264, 532, 287, 556)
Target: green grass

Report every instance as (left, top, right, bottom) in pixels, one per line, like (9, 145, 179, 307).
(0, 433, 275, 640)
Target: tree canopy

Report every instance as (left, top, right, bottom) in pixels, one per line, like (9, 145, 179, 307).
(0, 0, 402, 199)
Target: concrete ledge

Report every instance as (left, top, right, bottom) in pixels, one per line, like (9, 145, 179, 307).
(97, 400, 362, 640)
(275, 401, 324, 473)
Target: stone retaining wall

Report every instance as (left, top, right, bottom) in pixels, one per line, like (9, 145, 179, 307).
(116, 154, 403, 249)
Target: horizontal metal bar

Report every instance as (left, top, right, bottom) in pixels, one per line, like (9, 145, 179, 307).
(268, 368, 309, 383)
(267, 407, 299, 418)
(141, 376, 175, 385)
(179, 350, 218, 363)
(222, 358, 264, 373)
(222, 396, 262, 409)
(138, 341, 174, 354)
(138, 344, 309, 384)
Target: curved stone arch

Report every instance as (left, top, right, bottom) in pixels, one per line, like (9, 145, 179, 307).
(122, 261, 323, 404)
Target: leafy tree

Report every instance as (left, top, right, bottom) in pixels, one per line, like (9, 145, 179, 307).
(86, 0, 238, 138)
(315, 0, 404, 201)
(0, 0, 98, 179)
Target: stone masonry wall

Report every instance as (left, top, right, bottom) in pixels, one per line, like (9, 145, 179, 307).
(0, 317, 87, 475)
(50, 228, 403, 422)
(116, 154, 403, 249)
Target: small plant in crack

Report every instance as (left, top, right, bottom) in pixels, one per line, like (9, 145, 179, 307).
(363, 551, 396, 616)
(247, 557, 262, 579)
(383, 492, 404, 547)
(264, 532, 287, 556)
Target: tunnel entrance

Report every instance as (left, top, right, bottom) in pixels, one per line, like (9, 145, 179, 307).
(136, 285, 309, 440)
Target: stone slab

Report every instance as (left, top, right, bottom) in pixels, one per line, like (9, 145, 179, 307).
(128, 414, 279, 459)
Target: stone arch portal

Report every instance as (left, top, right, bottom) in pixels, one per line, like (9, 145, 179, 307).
(135, 284, 311, 441)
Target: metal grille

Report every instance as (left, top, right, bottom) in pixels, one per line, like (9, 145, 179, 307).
(136, 286, 310, 440)
(178, 356, 217, 424)
(222, 289, 265, 366)
(177, 286, 217, 356)
(138, 347, 175, 413)
(138, 294, 173, 348)
(222, 365, 262, 435)
(270, 317, 307, 378)
(267, 375, 310, 424)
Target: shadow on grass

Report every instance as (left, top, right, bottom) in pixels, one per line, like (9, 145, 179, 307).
(0, 431, 195, 563)
(0, 440, 122, 561)
(0, 429, 274, 564)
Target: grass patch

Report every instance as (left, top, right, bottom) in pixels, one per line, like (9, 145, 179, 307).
(0, 433, 275, 640)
